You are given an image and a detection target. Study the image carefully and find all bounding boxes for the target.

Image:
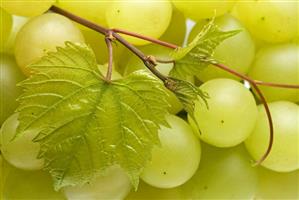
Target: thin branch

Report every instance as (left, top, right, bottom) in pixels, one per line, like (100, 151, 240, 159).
(254, 80, 299, 89)
(112, 28, 178, 49)
(211, 62, 273, 165)
(105, 33, 113, 81)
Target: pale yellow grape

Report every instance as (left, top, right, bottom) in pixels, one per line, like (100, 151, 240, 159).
(0, 113, 43, 170)
(248, 43, 299, 102)
(192, 79, 258, 147)
(172, 1, 236, 21)
(64, 166, 131, 200)
(2, 15, 28, 54)
(3, 162, 65, 200)
(255, 167, 299, 199)
(106, 0, 172, 46)
(121, 45, 184, 114)
(141, 115, 201, 188)
(0, 8, 12, 52)
(245, 101, 299, 172)
(180, 144, 258, 199)
(235, 1, 299, 43)
(55, 0, 109, 28)
(1, 0, 54, 17)
(15, 13, 84, 76)
(159, 8, 186, 46)
(189, 14, 255, 82)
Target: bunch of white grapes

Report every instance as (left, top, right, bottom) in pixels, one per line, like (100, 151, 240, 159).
(0, 0, 298, 199)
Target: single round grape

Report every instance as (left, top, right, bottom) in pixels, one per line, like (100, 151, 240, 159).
(15, 13, 85, 75)
(235, 1, 299, 43)
(2, 15, 28, 54)
(63, 166, 131, 200)
(0, 8, 12, 52)
(0, 113, 44, 170)
(0, 54, 25, 125)
(180, 144, 258, 199)
(55, 1, 109, 28)
(192, 79, 258, 147)
(189, 14, 255, 82)
(159, 8, 186, 46)
(245, 101, 299, 172)
(141, 115, 201, 188)
(255, 167, 299, 199)
(106, 0, 172, 46)
(3, 163, 65, 200)
(172, 1, 236, 21)
(248, 43, 299, 102)
(1, 0, 54, 17)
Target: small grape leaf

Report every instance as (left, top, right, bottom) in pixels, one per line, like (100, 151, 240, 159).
(16, 42, 169, 190)
(165, 78, 208, 127)
(169, 19, 241, 80)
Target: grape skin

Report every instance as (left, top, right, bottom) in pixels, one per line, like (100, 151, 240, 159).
(15, 13, 85, 75)
(191, 79, 258, 147)
(141, 115, 201, 188)
(245, 101, 299, 172)
(1, 0, 55, 17)
(0, 113, 44, 170)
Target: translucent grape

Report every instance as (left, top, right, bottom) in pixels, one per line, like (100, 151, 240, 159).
(15, 13, 85, 75)
(248, 43, 299, 102)
(55, 1, 109, 28)
(0, 8, 12, 52)
(191, 79, 258, 147)
(0, 113, 44, 170)
(3, 161, 65, 199)
(245, 101, 299, 172)
(106, 0, 172, 45)
(235, 1, 299, 43)
(180, 144, 258, 199)
(189, 14, 255, 82)
(255, 167, 299, 199)
(141, 115, 201, 188)
(63, 166, 131, 200)
(0, 54, 25, 124)
(172, 1, 236, 21)
(1, 0, 54, 17)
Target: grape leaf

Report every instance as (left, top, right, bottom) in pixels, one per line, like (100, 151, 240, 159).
(169, 19, 241, 80)
(16, 42, 169, 190)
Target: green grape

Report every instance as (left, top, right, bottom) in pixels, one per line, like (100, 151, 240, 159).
(191, 79, 258, 147)
(55, 0, 108, 28)
(0, 8, 12, 52)
(126, 180, 182, 200)
(2, 15, 28, 54)
(159, 8, 186, 46)
(81, 28, 125, 65)
(189, 14, 255, 82)
(15, 13, 85, 76)
(180, 144, 258, 199)
(255, 167, 299, 199)
(106, 0, 172, 46)
(1, 0, 54, 17)
(248, 43, 299, 102)
(245, 101, 299, 172)
(0, 113, 44, 170)
(141, 115, 201, 188)
(3, 162, 65, 200)
(121, 45, 185, 114)
(235, 1, 299, 43)
(0, 54, 25, 125)
(63, 166, 131, 200)
(172, 1, 236, 21)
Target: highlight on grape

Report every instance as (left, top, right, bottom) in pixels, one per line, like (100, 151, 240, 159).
(0, 1, 298, 199)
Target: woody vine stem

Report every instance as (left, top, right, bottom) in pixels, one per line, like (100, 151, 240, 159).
(49, 5, 299, 165)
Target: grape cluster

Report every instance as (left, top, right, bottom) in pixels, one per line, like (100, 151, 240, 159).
(0, 1, 298, 199)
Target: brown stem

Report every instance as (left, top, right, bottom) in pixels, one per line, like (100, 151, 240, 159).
(112, 28, 178, 49)
(105, 33, 113, 82)
(254, 80, 299, 89)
